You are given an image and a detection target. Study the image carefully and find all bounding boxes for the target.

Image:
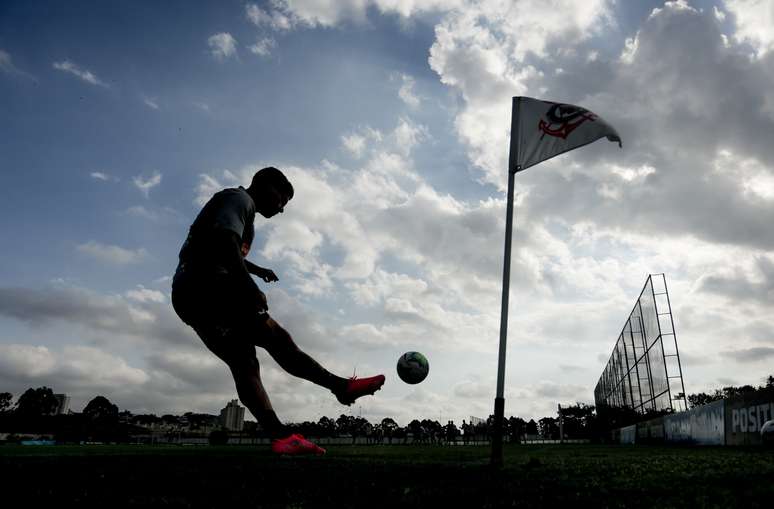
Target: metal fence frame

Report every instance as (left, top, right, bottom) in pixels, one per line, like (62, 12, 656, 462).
(594, 274, 687, 414)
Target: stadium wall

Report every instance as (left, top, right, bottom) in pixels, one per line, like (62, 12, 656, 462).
(636, 417, 665, 444)
(619, 425, 636, 444)
(725, 387, 774, 446)
(613, 387, 774, 445)
(664, 399, 724, 445)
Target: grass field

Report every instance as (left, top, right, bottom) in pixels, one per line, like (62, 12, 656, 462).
(2, 443, 773, 508)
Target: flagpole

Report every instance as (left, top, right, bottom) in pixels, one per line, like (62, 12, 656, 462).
(491, 97, 521, 468)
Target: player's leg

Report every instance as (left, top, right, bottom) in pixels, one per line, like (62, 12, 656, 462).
(257, 317, 385, 406)
(229, 357, 325, 455)
(193, 325, 325, 455)
(259, 317, 346, 391)
(227, 354, 287, 438)
(173, 276, 325, 454)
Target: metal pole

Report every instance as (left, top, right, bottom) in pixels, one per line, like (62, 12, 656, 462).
(662, 274, 687, 411)
(491, 97, 521, 468)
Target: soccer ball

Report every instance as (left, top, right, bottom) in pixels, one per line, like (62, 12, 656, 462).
(397, 351, 429, 384)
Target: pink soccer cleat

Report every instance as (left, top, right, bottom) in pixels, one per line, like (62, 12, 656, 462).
(334, 374, 386, 406)
(271, 433, 326, 456)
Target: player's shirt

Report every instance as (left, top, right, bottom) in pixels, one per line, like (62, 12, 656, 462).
(176, 186, 259, 300)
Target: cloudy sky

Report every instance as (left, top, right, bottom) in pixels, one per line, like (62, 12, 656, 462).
(1, 0, 773, 426)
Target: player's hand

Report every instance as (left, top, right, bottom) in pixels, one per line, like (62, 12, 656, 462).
(257, 290, 269, 313)
(258, 268, 279, 283)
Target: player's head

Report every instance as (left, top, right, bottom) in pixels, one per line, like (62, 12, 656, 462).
(248, 167, 294, 218)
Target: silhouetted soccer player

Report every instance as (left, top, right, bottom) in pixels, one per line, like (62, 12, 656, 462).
(172, 167, 385, 455)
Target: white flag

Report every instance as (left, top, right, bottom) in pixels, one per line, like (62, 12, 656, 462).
(509, 96, 622, 172)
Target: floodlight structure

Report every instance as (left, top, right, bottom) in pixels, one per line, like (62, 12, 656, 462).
(594, 274, 688, 415)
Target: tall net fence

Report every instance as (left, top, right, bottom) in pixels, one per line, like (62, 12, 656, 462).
(594, 274, 688, 414)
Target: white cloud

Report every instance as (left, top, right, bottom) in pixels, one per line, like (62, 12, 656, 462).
(58, 346, 150, 386)
(76, 241, 148, 265)
(0, 343, 150, 406)
(648, 0, 698, 21)
(392, 117, 428, 156)
(246, 3, 298, 31)
(90, 171, 117, 182)
(341, 127, 382, 158)
(427, 0, 614, 188)
(397, 73, 420, 108)
(620, 35, 640, 64)
(124, 205, 184, 225)
(610, 164, 657, 182)
(0, 344, 57, 378)
(0, 49, 15, 74)
(133, 171, 162, 198)
(194, 170, 242, 206)
(248, 0, 463, 29)
(126, 285, 166, 304)
(723, 0, 774, 56)
(207, 32, 238, 60)
(714, 150, 774, 201)
(342, 133, 367, 158)
(53, 59, 109, 87)
(143, 96, 160, 109)
(249, 37, 277, 57)
(0, 49, 35, 80)
(713, 6, 726, 22)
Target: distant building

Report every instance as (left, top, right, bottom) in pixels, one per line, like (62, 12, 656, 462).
(53, 394, 70, 415)
(219, 400, 245, 431)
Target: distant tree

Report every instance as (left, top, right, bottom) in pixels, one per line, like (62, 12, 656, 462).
(538, 417, 559, 439)
(317, 416, 336, 437)
(0, 392, 12, 413)
(15, 387, 58, 417)
(161, 414, 181, 428)
(421, 419, 443, 444)
(507, 416, 526, 443)
(526, 419, 538, 436)
(406, 419, 423, 442)
(132, 414, 162, 427)
(183, 413, 218, 430)
(722, 385, 757, 399)
(336, 414, 355, 436)
(687, 391, 723, 408)
(688, 382, 766, 409)
(595, 404, 640, 430)
(350, 417, 372, 443)
(559, 403, 596, 439)
(83, 396, 119, 422)
(380, 417, 399, 444)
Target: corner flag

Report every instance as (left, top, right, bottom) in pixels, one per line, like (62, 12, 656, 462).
(491, 97, 621, 467)
(510, 97, 622, 172)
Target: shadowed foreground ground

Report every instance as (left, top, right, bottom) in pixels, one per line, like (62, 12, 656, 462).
(1, 444, 772, 507)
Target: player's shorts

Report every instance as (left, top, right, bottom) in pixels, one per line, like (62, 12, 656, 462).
(171, 264, 271, 368)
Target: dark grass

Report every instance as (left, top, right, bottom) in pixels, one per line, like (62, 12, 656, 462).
(2, 443, 773, 508)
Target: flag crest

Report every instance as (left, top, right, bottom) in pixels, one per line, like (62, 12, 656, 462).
(510, 97, 622, 172)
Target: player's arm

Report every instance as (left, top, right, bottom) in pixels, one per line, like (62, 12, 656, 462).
(213, 228, 268, 312)
(244, 259, 279, 283)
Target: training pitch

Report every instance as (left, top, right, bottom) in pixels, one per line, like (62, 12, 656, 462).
(2, 443, 772, 507)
